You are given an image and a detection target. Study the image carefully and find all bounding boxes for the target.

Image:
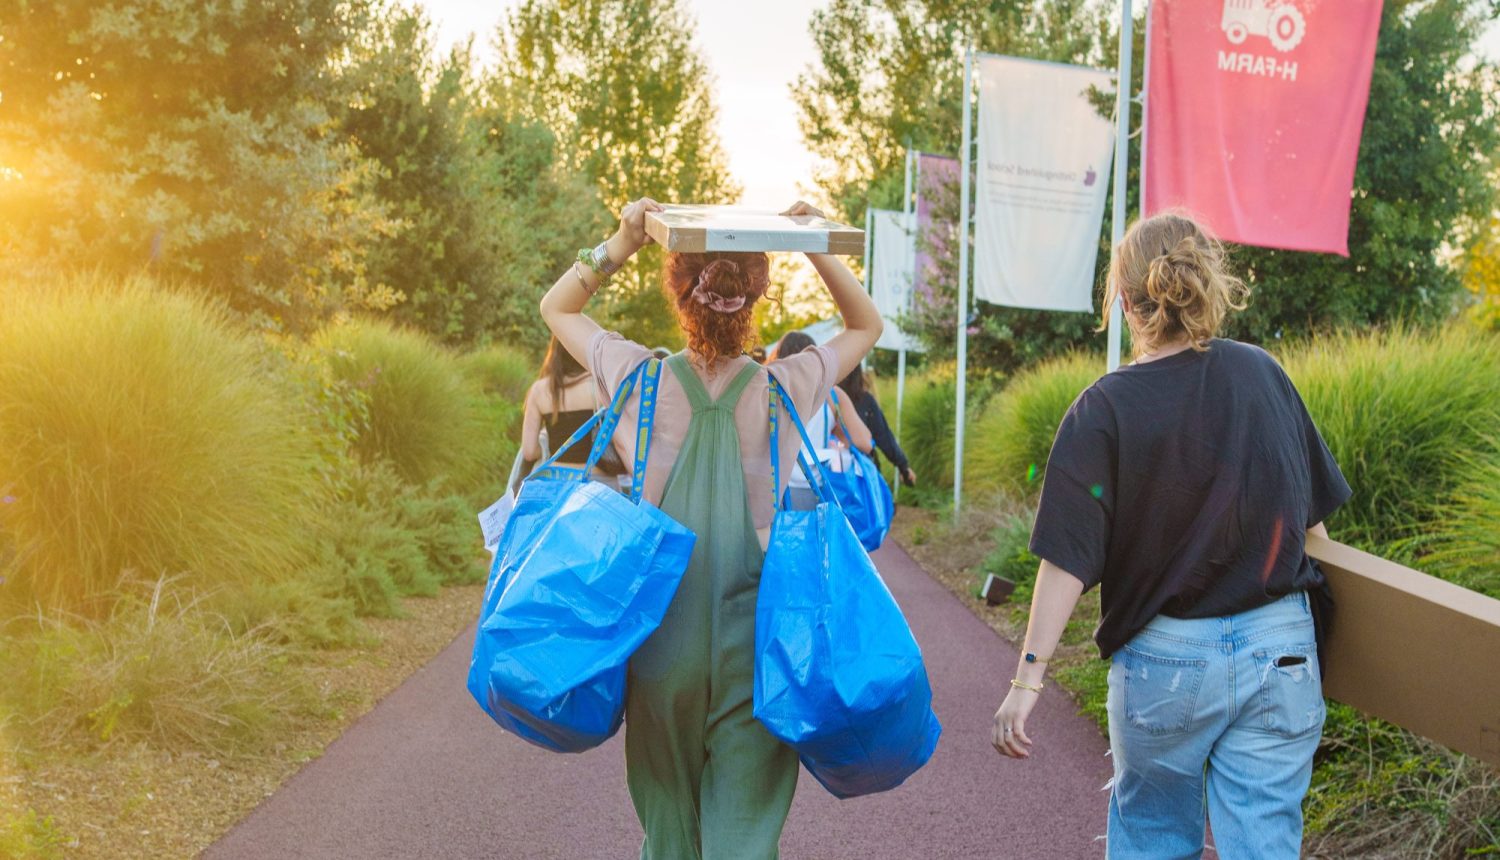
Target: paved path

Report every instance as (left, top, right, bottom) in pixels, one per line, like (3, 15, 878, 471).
(206, 543, 1112, 859)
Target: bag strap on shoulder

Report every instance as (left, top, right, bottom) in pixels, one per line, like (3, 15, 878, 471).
(531, 358, 649, 482)
(768, 373, 838, 511)
(628, 359, 663, 503)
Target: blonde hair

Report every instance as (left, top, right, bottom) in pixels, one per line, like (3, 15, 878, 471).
(1103, 212, 1249, 354)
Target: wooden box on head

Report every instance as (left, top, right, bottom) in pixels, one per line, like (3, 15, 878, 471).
(645, 204, 865, 256)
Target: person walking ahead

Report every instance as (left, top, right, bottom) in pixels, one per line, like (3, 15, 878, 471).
(990, 212, 1350, 860)
(540, 198, 882, 859)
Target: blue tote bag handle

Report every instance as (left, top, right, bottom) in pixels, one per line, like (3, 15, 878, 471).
(768, 374, 840, 511)
(528, 358, 656, 484)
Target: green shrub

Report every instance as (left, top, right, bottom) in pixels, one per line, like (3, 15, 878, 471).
(459, 346, 533, 503)
(459, 345, 535, 405)
(1394, 438, 1500, 599)
(901, 373, 958, 492)
(317, 319, 484, 489)
(395, 490, 486, 586)
(978, 511, 1041, 602)
(966, 352, 1101, 499)
(0, 578, 303, 755)
(1282, 325, 1500, 553)
(0, 808, 70, 860)
(0, 275, 320, 614)
(306, 463, 441, 619)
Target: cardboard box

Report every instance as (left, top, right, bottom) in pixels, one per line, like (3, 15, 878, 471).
(1308, 534, 1500, 766)
(644, 204, 865, 256)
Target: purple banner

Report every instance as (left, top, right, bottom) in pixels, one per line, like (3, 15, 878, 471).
(913, 153, 960, 301)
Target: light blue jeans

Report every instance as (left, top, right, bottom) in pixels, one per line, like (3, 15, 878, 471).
(1105, 592, 1325, 860)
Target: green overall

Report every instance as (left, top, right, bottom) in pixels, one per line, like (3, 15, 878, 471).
(624, 354, 800, 860)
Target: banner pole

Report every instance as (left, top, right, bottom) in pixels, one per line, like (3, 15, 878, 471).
(863, 206, 874, 295)
(1140, 1, 1152, 222)
(896, 150, 916, 497)
(954, 44, 975, 514)
(1106, 0, 1134, 373)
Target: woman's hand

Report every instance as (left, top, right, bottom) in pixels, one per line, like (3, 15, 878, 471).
(607, 197, 665, 262)
(992, 687, 1039, 759)
(901, 466, 917, 487)
(781, 200, 826, 220)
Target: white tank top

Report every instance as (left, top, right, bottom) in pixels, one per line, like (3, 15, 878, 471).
(789, 400, 849, 488)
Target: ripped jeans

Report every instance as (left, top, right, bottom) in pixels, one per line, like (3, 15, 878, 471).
(1105, 592, 1324, 860)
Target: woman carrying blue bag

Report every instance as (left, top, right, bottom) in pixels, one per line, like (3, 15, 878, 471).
(539, 198, 889, 859)
(772, 332, 892, 550)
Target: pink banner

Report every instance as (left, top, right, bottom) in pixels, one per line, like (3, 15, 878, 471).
(1143, 0, 1382, 255)
(914, 153, 959, 298)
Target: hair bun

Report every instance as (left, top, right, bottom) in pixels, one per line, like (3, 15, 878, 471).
(1146, 237, 1208, 309)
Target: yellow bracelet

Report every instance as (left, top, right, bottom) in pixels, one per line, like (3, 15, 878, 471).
(1010, 678, 1044, 693)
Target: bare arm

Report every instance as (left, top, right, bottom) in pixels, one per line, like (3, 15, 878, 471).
(539, 198, 663, 367)
(781, 202, 882, 380)
(520, 382, 545, 463)
(993, 560, 1087, 759)
(833, 387, 874, 453)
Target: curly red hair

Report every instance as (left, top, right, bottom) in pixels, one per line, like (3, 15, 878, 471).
(663, 251, 771, 365)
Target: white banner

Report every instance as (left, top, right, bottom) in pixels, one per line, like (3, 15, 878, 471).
(870, 209, 922, 352)
(973, 55, 1115, 312)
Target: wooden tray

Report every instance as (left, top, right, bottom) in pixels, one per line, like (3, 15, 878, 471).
(1309, 535, 1500, 766)
(645, 204, 865, 256)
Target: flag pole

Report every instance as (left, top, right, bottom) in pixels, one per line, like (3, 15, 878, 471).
(1106, 0, 1134, 373)
(896, 149, 915, 498)
(1140, 1, 1152, 223)
(954, 44, 975, 514)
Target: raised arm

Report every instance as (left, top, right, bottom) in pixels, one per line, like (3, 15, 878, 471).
(540, 198, 663, 367)
(780, 202, 882, 380)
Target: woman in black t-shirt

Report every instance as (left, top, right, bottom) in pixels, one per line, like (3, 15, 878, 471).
(990, 213, 1350, 860)
(839, 365, 916, 487)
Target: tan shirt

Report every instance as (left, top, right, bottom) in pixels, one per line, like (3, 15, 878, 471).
(588, 330, 838, 534)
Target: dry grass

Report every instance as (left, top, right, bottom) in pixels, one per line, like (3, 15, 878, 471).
(4, 582, 484, 859)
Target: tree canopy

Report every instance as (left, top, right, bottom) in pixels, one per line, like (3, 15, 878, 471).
(493, 0, 740, 347)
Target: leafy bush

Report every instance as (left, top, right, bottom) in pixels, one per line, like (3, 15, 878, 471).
(317, 319, 484, 489)
(459, 345, 536, 405)
(459, 345, 534, 501)
(898, 372, 958, 492)
(0, 275, 321, 614)
(966, 352, 1101, 499)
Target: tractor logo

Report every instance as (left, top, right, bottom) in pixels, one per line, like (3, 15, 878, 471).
(1222, 0, 1306, 52)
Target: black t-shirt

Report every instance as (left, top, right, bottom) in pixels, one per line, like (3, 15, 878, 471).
(1029, 339, 1351, 658)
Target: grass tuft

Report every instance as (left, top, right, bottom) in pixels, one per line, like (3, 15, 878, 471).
(966, 352, 1101, 499)
(317, 319, 485, 490)
(0, 275, 321, 614)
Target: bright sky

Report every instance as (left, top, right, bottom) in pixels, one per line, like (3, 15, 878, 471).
(420, 0, 829, 210)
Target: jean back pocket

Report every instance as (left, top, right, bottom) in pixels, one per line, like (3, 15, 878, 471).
(1252, 644, 1325, 738)
(1121, 646, 1209, 736)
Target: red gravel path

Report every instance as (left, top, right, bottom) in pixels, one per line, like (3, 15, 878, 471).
(205, 543, 1111, 859)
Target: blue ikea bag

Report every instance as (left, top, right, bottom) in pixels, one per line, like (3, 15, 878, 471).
(820, 390, 893, 552)
(467, 359, 694, 752)
(754, 375, 941, 798)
